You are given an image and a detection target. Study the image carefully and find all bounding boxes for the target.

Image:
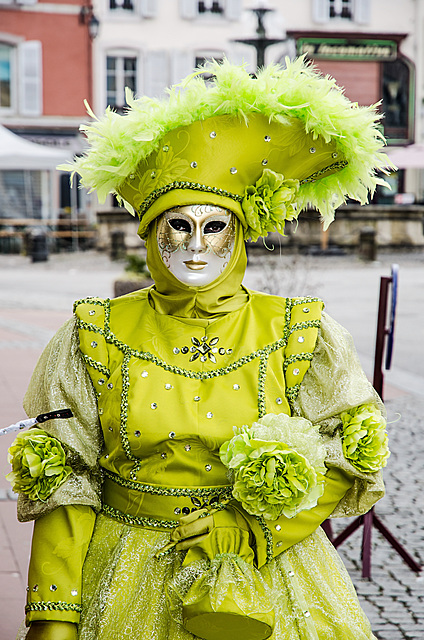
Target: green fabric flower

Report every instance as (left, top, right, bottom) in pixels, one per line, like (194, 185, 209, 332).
(220, 413, 326, 520)
(241, 169, 300, 242)
(6, 428, 72, 502)
(340, 404, 390, 473)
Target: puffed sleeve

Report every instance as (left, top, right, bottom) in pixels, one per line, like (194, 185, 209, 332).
(17, 317, 103, 522)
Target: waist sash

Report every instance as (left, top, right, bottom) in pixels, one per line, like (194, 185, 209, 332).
(101, 470, 232, 531)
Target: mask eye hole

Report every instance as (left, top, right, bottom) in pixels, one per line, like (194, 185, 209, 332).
(168, 218, 191, 233)
(204, 220, 227, 235)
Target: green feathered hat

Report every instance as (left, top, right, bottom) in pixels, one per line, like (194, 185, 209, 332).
(67, 57, 392, 241)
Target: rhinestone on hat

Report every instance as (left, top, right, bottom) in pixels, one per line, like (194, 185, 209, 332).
(288, 570, 295, 577)
(298, 336, 305, 343)
(230, 167, 237, 174)
(262, 159, 268, 165)
(303, 307, 310, 313)
(184, 444, 191, 451)
(107, 383, 113, 389)
(161, 452, 167, 459)
(182, 507, 190, 515)
(205, 464, 212, 472)
(50, 584, 58, 592)
(169, 431, 176, 439)
(151, 170, 156, 178)
(275, 524, 282, 531)
(32, 585, 39, 592)
(190, 161, 198, 168)
(233, 384, 240, 390)
(174, 507, 181, 515)
(206, 412, 213, 419)
(309, 147, 316, 153)
(163, 145, 169, 152)
(194, 396, 201, 402)
(276, 397, 283, 405)
(89, 310, 95, 316)
(98, 379, 105, 385)
(173, 347, 180, 354)
(108, 426, 113, 432)
(264, 135, 271, 142)
(91, 341, 97, 348)
(210, 131, 217, 138)
(332, 152, 338, 158)
(293, 368, 300, 376)
(141, 370, 148, 377)
(165, 383, 173, 390)
(151, 402, 157, 410)
(304, 611, 311, 618)
(71, 589, 78, 596)
(134, 430, 141, 437)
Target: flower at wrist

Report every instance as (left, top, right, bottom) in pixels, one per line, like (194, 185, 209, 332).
(340, 404, 390, 473)
(220, 413, 327, 520)
(6, 428, 72, 501)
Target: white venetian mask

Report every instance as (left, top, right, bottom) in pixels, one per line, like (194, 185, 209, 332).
(156, 204, 235, 286)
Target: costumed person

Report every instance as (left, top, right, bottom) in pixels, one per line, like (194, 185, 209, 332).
(7, 59, 391, 640)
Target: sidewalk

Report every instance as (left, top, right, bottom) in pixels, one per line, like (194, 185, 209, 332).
(0, 249, 423, 639)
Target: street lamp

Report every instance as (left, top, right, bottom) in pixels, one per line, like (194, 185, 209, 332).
(79, 5, 100, 40)
(88, 13, 100, 40)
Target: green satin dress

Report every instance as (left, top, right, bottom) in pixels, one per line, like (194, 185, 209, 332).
(17, 226, 384, 640)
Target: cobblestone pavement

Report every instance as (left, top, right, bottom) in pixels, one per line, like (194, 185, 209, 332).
(0, 249, 423, 639)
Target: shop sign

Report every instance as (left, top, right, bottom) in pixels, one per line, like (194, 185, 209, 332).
(297, 38, 397, 61)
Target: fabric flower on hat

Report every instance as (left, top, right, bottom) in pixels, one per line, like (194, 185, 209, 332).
(6, 428, 72, 502)
(241, 169, 300, 241)
(340, 404, 390, 473)
(220, 413, 327, 520)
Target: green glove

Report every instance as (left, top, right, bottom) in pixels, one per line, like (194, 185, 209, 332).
(26, 621, 77, 640)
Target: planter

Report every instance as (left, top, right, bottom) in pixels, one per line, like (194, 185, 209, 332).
(113, 277, 153, 298)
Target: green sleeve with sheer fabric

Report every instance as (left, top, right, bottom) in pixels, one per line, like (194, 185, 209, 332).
(13, 318, 103, 631)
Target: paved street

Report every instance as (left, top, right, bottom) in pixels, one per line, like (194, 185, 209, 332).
(0, 248, 423, 639)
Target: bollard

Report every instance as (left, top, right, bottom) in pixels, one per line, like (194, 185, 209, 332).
(110, 229, 126, 260)
(30, 229, 49, 263)
(359, 226, 376, 262)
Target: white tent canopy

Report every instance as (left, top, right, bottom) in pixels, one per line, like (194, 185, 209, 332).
(385, 144, 424, 169)
(0, 124, 70, 170)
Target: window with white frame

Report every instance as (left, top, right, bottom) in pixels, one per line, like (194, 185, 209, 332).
(313, 0, 370, 24)
(329, 0, 353, 19)
(0, 40, 42, 116)
(198, 1, 224, 14)
(0, 44, 13, 110)
(106, 53, 137, 112)
(180, 0, 241, 21)
(109, 0, 134, 11)
(108, 0, 157, 16)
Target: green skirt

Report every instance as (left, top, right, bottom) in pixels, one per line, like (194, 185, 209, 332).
(74, 514, 375, 640)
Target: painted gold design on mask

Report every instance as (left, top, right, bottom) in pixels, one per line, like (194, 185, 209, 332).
(156, 205, 236, 285)
(157, 205, 235, 258)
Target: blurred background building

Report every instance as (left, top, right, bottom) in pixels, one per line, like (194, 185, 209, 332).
(1, 0, 424, 253)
